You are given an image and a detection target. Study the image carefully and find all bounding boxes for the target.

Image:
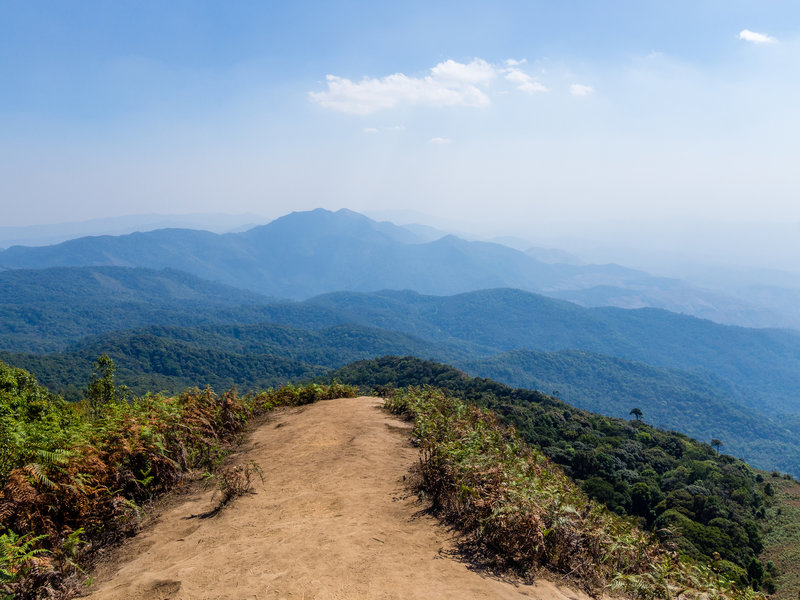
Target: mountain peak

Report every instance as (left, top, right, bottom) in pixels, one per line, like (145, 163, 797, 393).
(243, 208, 418, 245)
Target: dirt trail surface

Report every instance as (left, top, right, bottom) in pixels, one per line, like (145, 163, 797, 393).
(83, 397, 590, 600)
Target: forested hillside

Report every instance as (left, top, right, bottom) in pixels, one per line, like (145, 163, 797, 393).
(331, 356, 780, 592)
(3, 357, 785, 598)
(459, 349, 800, 475)
(306, 288, 800, 417)
(9, 335, 791, 475)
(0, 267, 345, 353)
(0, 323, 461, 400)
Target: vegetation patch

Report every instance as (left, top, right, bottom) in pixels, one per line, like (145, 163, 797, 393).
(760, 474, 800, 599)
(333, 356, 774, 592)
(0, 357, 356, 599)
(388, 386, 762, 599)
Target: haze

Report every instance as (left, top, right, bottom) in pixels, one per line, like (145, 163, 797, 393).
(2, 1, 799, 276)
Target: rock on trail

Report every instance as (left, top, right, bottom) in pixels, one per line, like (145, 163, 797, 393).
(83, 397, 590, 600)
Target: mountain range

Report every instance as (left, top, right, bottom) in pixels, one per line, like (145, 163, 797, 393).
(1, 208, 795, 329)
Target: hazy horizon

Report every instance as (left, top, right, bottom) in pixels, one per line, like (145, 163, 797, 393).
(2, 208, 798, 284)
(2, 2, 799, 277)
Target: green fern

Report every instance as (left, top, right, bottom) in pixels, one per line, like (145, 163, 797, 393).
(0, 531, 50, 583)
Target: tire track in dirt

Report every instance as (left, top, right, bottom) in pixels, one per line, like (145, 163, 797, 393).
(82, 397, 591, 600)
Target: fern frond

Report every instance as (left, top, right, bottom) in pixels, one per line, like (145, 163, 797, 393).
(21, 463, 59, 490)
(35, 448, 72, 466)
(0, 530, 50, 582)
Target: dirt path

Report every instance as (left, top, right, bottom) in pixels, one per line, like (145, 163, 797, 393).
(83, 397, 590, 600)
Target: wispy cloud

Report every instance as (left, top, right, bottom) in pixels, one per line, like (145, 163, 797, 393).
(309, 59, 495, 115)
(739, 29, 778, 44)
(570, 83, 594, 96)
(428, 137, 452, 144)
(505, 68, 549, 94)
(363, 127, 378, 134)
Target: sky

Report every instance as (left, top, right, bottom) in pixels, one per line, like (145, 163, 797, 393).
(1, 1, 798, 269)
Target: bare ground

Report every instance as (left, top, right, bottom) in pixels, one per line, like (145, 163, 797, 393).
(81, 397, 593, 600)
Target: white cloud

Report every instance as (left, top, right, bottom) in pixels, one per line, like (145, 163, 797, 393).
(505, 68, 549, 94)
(310, 57, 562, 114)
(363, 127, 378, 134)
(428, 137, 452, 144)
(739, 29, 778, 44)
(570, 83, 595, 96)
(430, 58, 496, 85)
(309, 59, 495, 115)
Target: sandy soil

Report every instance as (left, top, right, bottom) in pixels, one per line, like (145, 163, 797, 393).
(82, 397, 591, 600)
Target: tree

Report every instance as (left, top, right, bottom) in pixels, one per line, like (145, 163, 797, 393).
(630, 407, 643, 421)
(711, 438, 723, 453)
(86, 354, 125, 418)
(631, 481, 654, 517)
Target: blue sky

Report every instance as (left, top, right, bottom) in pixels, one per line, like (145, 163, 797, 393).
(1, 0, 798, 267)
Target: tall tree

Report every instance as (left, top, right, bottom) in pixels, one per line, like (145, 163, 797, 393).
(86, 354, 123, 418)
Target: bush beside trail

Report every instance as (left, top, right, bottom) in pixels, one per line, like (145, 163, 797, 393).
(0, 358, 356, 599)
(332, 356, 774, 591)
(388, 386, 763, 600)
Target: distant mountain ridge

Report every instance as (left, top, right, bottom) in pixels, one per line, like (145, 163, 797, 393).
(303, 288, 800, 418)
(0, 212, 264, 248)
(0, 266, 307, 353)
(0, 208, 789, 328)
(2, 265, 799, 421)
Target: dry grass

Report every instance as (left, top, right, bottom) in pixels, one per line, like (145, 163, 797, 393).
(760, 475, 800, 599)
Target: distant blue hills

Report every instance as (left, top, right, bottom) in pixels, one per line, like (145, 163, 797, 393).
(0, 208, 791, 329)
